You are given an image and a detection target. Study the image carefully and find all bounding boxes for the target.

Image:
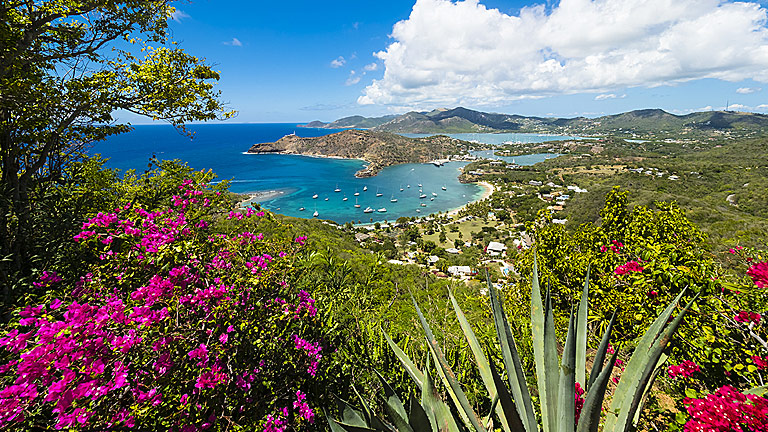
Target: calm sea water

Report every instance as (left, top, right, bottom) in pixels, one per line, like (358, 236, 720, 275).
(91, 123, 565, 223)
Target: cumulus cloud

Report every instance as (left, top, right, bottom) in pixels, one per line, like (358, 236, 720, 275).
(330, 56, 346, 68)
(170, 9, 190, 22)
(737, 87, 762, 94)
(224, 38, 243, 47)
(360, 0, 768, 107)
(364, 63, 379, 72)
(595, 93, 626, 100)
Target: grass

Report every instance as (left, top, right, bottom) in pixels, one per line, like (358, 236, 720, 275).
(422, 217, 497, 248)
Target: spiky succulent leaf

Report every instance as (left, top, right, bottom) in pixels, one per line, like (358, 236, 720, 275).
(488, 349, 527, 432)
(486, 272, 537, 432)
(409, 396, 435, 432)
(531, 258, 559, 432)
(542, 287, 561, 432)
(575, 267, 590, 388)
(556, 310, 576, 432)
(587, 312, 616, 392)
(384, 331, 424, 390)
(411, 294, 486, 432)
(604, 290, 687, 431)
(422, 358, 463, 432)
(575, 349, 619, 432)
(336, 395, 368, 427)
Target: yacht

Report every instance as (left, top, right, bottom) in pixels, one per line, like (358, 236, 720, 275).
(442, 186, 447, 191)
(363, 186, 368, 191)
(432, 192, 438, 197)
(418, 183, 422, 187)
(430, 197, 434, 201)
(390, 195, 398, 203)
(407, 184, 411, 188)
(419, 193, 427, 199)
(363, 207, 374, 213)
(312, 194, 318, 199)
(378, 208, 387, 213)
(325, 197, 329, 201)
(416, 209, 421, 213)
(299, 207, 306, 211)
(420, 203, 427, 207)
(354, 190, 360, 196)
(354, 198, 361, 208)
(343, 196, 348, 201)
(334, 184, 341, 193)
(313, 210, 319, 218)
(399, 185, 404, 192)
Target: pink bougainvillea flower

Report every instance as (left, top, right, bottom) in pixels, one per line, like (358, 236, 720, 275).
(614, 260, 644, 275)
(747, 261, 768, 288)
(752, 356, 768, 370)
(684, 385, 768, 432)
(668, 360, 700, 379)
(734, 311, 761, 325)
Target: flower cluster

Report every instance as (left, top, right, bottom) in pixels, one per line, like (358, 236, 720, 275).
(614, 260, 644, 275)
(574, 382, 585, 423)
(684, 385, 768, 432)
(0, 178, 324, 431)
(752, 356, 768, 370)
(600, 240, 624, 253)
(668, 360, 700, 379)
(734, 311, 761, 325)
(747, 261, 768, 288)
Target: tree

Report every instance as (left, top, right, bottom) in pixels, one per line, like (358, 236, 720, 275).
(0, 1, 232, 310)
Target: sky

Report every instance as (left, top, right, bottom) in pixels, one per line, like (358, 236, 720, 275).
(128, 0, 768, 123)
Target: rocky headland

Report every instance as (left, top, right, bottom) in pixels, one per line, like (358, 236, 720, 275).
(247, 130, 474, 177)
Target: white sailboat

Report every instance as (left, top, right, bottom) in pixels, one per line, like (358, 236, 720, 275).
(376, 188, 383, 197)
(343, 196, 348, 201)
(363, 207, 374, 213)
(419, 193, 427, 199)
(299, 207, 306, 211)
(390, 195, 397, 203)
(334, 184, 341, 193)
(312, 194, 318, 199)
(420, 203, 427, 207)
(354, 190, 360, 196)
(363, 186, 368, 191)
(313, 210, 319, 217)
(354, 198, 361, 208)
(441, 186, 447, 191)
(432, 192, 438, 197)
(378, 208, 387, 213)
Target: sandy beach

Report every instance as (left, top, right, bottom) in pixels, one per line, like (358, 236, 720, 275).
(446, 181, 495, 217)
(237, 189, 289, 208)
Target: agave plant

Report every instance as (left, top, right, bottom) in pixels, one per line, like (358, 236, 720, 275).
(329, 260, 698, 432)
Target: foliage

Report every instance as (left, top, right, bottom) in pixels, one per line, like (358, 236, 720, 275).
(332, 264, 696, 432)
(0, 0, 233, 310)
(0, 176, 327, 431)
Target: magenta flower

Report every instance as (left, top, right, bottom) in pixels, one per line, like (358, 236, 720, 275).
(747, 261, 768, 288)
(614, 260, 644, 275)
(668, 360, 700, 379)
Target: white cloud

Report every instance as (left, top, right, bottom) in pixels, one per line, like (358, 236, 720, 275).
(330, 56, 346, 68)
(595, 93, 626, 100)
(360, 0, 768, 107)
(737, 87, 762, 94)
(224, 38, 243, 47)
(364, 63, 379, 72)
(346, 71, 361, 86)
(170, 9, 190, 22)
(757, 104, 768, 109)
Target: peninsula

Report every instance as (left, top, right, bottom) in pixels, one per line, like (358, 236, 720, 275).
(246, 129, 477, 177)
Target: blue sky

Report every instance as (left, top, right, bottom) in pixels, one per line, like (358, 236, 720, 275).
(142, 0, 768, 123)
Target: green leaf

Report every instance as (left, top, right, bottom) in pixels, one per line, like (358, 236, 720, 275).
(335, 395, 368, 427)
(575, 266, 590, 388)
(411, 293, 486, 432)
(486, 272, 537, 432)
(376, 371, 409, 424)
(531, 257, 558, 432)
(422, 358, 462, 432)
(576, 349, 619, 432)
(557, 310, 576, 432)
(587, 312, 616, 392)
(384, 331, 425, 389)
(744, 386, 768, 396)
(409, 396, 435, 432)
(488, 348, 527, 432)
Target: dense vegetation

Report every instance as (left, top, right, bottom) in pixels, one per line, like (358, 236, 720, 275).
(1, 2, 766, 432)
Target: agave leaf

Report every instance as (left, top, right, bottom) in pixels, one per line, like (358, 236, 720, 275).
(587, 312, 616, 392)
(604, 290, 687, 431)
(422, 357, 463, 432)
(483, 394, 500, 431)
(326, 409, 380, 432)
(556, 310, 576, 432)
(622, 295, 699, 431)
(575, 349, 619, 432)
(411, 293, 486, 432)
(531, 258, 558, 432)
(631, 353, 667, 428)
(575, 266, 590, 388)
(376, 370, 409, 423)
(353, 386, 374, 425)
(384, 331, 425, 389)
(336, 395, 368, 427)
(488, 349, 527, 431)
(542, 287, 561, 432)
(355, 385, 395, 432)
(486, 273, 537, 432)
(410, 395, 435, 432)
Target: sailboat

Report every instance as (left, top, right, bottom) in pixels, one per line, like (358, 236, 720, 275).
(399, 185, 404, 192)
(418, 183, 422, 187)
(407, 184, 411, 188)
(363, 186, 368, 191)
(363, 207, 374, 213)
(343, 196, 348, 201)
(432, 192, 438, 197)
(390, 194, 397, 203)
(378, 208, 387, 213)
(354, 198, 361, 208)
(334, 184, 341, 193)
(299, 207, 306, 211)
(313, 208, 319, 217)
(419, 193, 427, 199)
(442, 186, 447, 191)
(420, 203, 427, 207)
(376, 188, 383, 197)
(354, 190, 360, 196)
(312, 194, 318, 199)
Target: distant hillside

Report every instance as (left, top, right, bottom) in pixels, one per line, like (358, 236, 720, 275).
(300, 115, 397, 130)
(247, 130, 470, 177)
(315, 107, 768, 136)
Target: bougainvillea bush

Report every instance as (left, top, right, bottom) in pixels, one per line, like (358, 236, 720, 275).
(0, 175, 325, 431)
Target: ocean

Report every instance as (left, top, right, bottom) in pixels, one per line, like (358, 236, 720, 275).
(90, 123, 570, 223)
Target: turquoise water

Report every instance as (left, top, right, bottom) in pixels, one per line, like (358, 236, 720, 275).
(91, 124, 567, 223)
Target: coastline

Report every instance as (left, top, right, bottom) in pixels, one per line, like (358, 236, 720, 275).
(237, 189, 290, 208)
(446, 181, 495, 217)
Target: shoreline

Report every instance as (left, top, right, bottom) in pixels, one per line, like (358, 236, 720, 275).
(237, 189, 289, 208)
(446, 181, 495, 217)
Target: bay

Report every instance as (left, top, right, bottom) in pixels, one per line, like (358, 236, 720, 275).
(90, 124, 566, 224)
